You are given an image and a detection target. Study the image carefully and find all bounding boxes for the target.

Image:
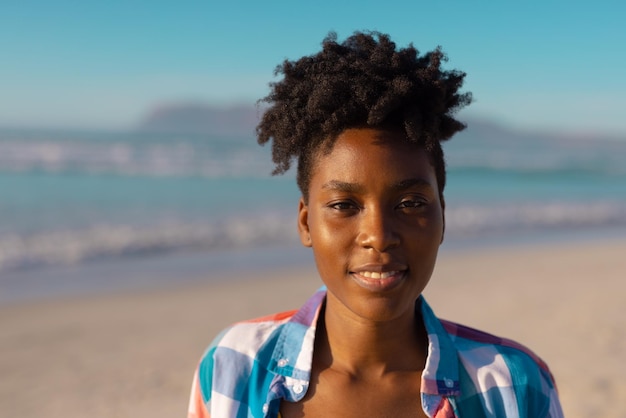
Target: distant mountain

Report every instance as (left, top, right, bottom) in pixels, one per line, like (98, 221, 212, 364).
(137, 103, 263, 136)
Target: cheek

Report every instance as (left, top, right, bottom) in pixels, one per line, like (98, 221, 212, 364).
(309, 209, 356, 244)
(310, 214, 342, 248)
(308, 212, 354, 265)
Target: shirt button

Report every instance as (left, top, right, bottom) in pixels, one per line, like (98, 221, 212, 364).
(277, 359, 288, 367)
(444, 378, 454, 388)
(293, 383, 304, 394)
(262, 404, 269, 413)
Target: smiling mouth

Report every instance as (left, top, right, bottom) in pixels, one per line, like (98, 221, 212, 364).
(350, 269, 407, 292)
(358, 271, 400, 279)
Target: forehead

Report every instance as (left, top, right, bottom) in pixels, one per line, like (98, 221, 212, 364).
(310, 128, 436, 184)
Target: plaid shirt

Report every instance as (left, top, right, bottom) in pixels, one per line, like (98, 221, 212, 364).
(188, 288, 563, 417)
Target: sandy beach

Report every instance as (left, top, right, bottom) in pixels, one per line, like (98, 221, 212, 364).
(1, 237, 624, 418)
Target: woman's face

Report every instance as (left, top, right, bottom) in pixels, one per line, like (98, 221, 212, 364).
(298, 128, 444, 323)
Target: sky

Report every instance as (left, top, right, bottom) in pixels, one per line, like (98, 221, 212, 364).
(1, 1, 625, 137)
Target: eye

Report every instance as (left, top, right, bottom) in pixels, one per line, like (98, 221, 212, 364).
(396, 198, 426, 210)
(329, 201, 358, 211)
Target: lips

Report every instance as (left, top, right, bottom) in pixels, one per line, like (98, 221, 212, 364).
(350, 264, 408, 292)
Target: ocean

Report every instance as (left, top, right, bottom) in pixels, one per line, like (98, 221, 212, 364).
(1, 125, 625, 303)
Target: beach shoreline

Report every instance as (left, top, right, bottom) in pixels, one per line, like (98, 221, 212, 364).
(4, 223, 625, 307)
(1, 237, 625, 417)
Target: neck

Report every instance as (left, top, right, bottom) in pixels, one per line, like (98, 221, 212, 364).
(314, 296, 428, 379)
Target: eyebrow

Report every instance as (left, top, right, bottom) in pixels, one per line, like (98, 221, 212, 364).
(392, 178, 433, 191)
(321, 178, 433, 193)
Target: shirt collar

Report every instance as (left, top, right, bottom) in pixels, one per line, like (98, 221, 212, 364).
(419, 297, 461, 396)
(267, 287, 325, 401)
(268, 288, 460, 399)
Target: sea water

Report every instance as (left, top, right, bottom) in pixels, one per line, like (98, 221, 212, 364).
(1, 125, 625, 302)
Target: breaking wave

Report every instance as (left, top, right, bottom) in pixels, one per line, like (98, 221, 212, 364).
(2, 133, 626, 178)
(0, 136, 273, 178)
(2, 201, 625, 273)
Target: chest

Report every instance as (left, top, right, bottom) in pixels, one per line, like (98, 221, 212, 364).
(279, 370, 428, 418)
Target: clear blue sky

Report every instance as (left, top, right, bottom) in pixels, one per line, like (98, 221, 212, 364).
(1, 1, 625, 136)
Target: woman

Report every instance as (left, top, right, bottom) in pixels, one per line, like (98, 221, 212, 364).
(188, 31, 563, 418)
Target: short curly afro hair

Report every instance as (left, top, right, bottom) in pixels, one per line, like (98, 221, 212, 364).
(256, 31, 472, 201)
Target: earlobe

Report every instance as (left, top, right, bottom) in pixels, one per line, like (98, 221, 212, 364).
(297, 197, 312, 247)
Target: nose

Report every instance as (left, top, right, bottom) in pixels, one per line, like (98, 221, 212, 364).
(356, 207, 400, 252)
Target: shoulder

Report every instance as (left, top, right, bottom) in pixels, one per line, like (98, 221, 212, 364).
(441, 319, 554, 381)
(440, 319, 563, 417)
(420, 297, 556, 385)
(199, 309, 298, 368)
(189, 310, 301, 417)
(195, 288, 326, 408)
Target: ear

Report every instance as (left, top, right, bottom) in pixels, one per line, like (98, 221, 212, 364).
(297, 197, 312, 247)
(440, 197, 446, 244)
